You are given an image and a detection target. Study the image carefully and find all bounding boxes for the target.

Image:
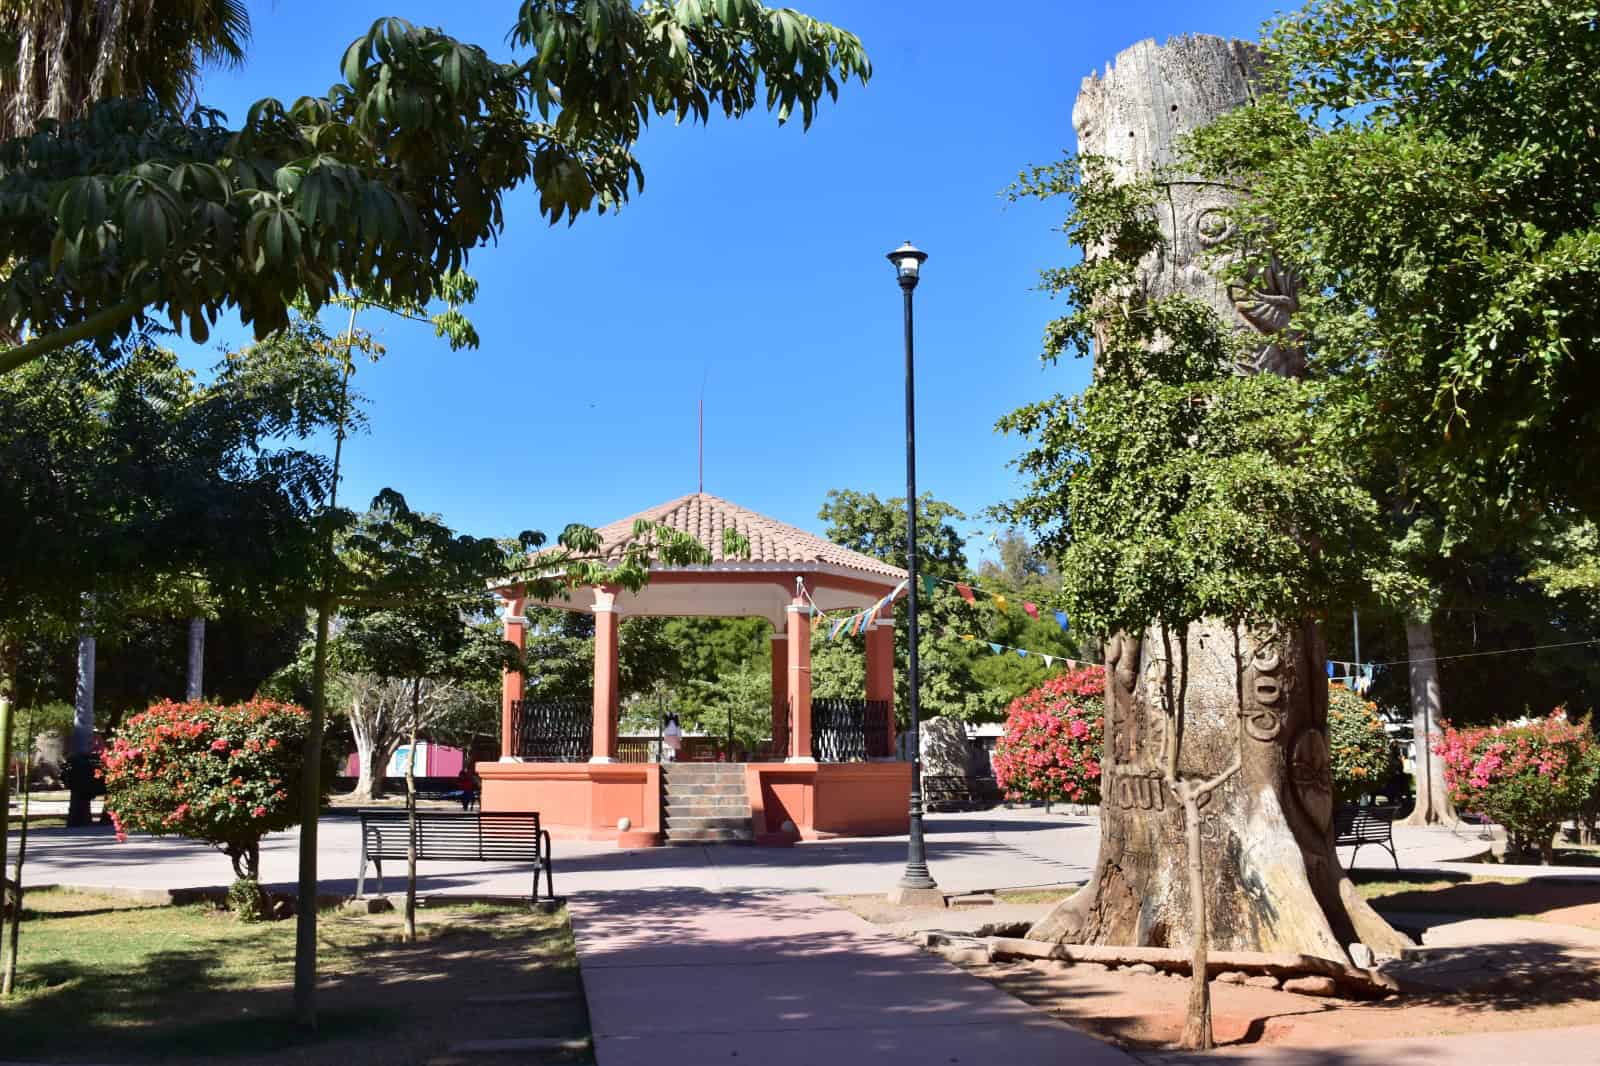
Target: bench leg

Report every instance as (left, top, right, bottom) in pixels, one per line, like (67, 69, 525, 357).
(374, 858, 383, 898)
(541, 829, 554, 902)
(357, 839, 367, 898)
(1384, 837, 1399, 871)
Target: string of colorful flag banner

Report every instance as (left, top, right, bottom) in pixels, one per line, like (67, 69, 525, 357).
(1327, 660, 1377, 694)
(797, 576, 1083, 667)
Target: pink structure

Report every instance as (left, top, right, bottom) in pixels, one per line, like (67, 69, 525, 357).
(480, 492, 911, 847)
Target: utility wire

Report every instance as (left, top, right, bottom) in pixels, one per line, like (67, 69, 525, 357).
(1371, 637, 1600, 668)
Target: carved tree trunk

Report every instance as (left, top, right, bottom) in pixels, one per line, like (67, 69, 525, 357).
(1402, 617, 1456, 825)
(1030, 35, 1409, 964)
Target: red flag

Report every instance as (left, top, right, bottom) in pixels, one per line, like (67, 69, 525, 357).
(1023, 601, 1039, 620)
(956, 583, 975, 604)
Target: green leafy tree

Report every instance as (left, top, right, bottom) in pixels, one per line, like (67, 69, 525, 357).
(817, 489, 1005, 721)
(0, 2, 870, 373)
(1186, 0, 1600, 825)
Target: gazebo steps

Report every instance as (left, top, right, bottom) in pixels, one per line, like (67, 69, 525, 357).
(663, 781, 748, 797)
(665, 800, 750, 818)
(664, 814, 754, 831)
(663, 763, 753, 845)
(663, 827, 755, 845)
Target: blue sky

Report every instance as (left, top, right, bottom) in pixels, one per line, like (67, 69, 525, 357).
(183, 0, 1281, 557)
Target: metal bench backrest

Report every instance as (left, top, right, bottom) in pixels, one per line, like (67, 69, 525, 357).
(1334, 805, 1395, 844)
(359, 810, 543, 862)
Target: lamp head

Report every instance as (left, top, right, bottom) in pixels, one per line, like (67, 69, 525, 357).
(886, 240, 927, 287)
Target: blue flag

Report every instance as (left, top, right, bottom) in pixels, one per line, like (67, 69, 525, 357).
(1326, 661, 1335, 678)
(988, 643, 1002, 655)
(1054, 610, 1068, 631)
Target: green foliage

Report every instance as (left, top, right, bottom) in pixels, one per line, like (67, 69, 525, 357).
(1326, 683, 1394, 803)
(101, 698, 323, 879)
(226, 877, 268, 923)
(819, 489, 968, 579)
(998, 157, 1386, 637)
(1185, 0, 1600, 535)
(0, 1, 870, 372)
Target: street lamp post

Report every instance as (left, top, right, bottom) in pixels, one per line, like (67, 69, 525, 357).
(886, 240, 941, 905)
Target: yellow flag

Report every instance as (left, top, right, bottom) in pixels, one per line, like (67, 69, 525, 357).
(994, 594, 1008, 613)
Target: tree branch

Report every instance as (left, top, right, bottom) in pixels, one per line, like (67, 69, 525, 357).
(0, 296, 150, 376)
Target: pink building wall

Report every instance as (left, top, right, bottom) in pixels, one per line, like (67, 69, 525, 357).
(344, 742, 466, 779)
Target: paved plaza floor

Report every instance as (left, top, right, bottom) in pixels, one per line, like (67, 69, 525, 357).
(14, 806, 1592, 1065)
(16, 805, 1507, 899)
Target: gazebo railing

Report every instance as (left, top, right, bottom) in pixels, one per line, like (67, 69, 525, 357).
(811, 698, 893, 762)
(511, 697, 592, 762)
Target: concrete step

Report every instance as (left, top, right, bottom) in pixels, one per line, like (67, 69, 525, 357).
(662, 827, 756, 844)
(662, 815, 754, 832)
(662, 762, 747, 774)
(662, 782, 748, 797)
(665, 802, 752, 819)
(665, 793, 749, 807)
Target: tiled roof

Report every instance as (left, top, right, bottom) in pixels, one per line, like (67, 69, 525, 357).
(586, 492, 907, 582)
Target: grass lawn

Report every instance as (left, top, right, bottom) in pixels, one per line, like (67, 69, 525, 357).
(0, 889, 591, 1065)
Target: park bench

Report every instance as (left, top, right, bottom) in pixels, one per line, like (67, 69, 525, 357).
(356, 809, 553, 901)
(924, 774, 978, 811)
(1334, 804, 1399, 872)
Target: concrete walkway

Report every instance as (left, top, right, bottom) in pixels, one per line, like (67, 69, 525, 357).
(569, 887, 1134, 1065)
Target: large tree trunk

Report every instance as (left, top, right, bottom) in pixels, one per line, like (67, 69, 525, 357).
(1402, 616, 1456, 825)
(350, 733, 394, 803)
(1032, 35, 1409, 968)
(186, 617, 205, 701)
(1032, 625, 1408, 960)
(67, 620, 96, 828)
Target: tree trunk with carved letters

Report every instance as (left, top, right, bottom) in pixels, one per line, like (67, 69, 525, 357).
(1028, 35, 1409, 967)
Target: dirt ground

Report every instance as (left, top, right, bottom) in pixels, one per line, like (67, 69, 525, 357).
(833, 877, 1600, 1052)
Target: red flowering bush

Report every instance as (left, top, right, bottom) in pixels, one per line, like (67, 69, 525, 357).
(101, 699, 318, 882)
(992, 665, 1105, 806)
(1435, 710, 1594, 863)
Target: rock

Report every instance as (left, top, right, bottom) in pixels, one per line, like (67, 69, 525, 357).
(1127, 962, 1158, 975)
(1282, 975, 1338, 997)
(270, 897, 295, 920)
(1215, 970, 1247, 985)
(1348, 943, 1374, 969)
(616, 816, 631, 833)
(343, 896, 394, 915)
(920, 716, 973, 779)
(1244, 974, 1281, 989)
(1075, 961, 1109, 973)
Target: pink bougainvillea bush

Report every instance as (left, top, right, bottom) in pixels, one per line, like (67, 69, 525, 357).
(1435, 710, 1594, 863)
(101, 699, 317, 881)
(992, 665, 1105, 806)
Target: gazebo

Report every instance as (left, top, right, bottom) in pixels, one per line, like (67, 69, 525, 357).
(480, 492, 913, 847)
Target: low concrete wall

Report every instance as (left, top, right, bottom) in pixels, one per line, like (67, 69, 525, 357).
(746, 762, 911, 842)
(479, 761, 661, 848)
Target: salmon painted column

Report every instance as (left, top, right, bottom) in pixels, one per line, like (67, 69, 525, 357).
(770, 630, 787, 753)
(591, 587, 620, 763)
(865, 608, 896, 757)
(785, 598, 813, 762)
(499, 590, 527, 761)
